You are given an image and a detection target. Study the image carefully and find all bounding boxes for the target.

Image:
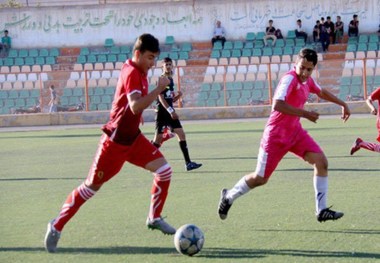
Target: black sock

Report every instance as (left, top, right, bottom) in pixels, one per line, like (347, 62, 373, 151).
(179, 140, 191, 164)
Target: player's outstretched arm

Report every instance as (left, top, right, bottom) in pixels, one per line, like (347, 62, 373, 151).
(365, 97, 377, 115)
(318, 88, 351, 122)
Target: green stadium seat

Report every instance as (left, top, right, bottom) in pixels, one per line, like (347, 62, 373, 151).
(223, 41, 233, 50)
(107, 54, 117, 63)
(358, 35, 368, 43)
(367, 42, 378, 51)
(101, 95, 112, 104)
(285, 39, 295, 46)
(49, 48, 59, 57)
(77, 55, 86, 64)
(39, 48, 49, 57)
(231, 49, 241, 58)
(252, 48, 262, 57)
(45, 56, 55, 65)
(243, 81, 254, 90)
(213, 41, 223, 50)
(165, 36, 175, 45)
(120, 45, 131, 54)
(104, 86, 115, 95)
(14, 57, 24, 66)
(233, 41, 243, 50)
(118, 54, 127, 62)
(29, 49, 38, 57)
(351, 76, 362, 85)
(18, 49, 28, 58)
(346, 44, 357, 52)
(110, 46, 120, 54)
(80, 47, 90, 56)
(347, 37, 358, 44)
(340, 77, 351, 85)
(3, 58, 13, 66)
(15, 98, 25, 107)
(210, 50, 220, 58)
(246, 32, 256, 41)
(36, 57, 45, 65)
(262, 47, 272, 56)
(97, 54, 107, 63)
(357, 43, 367, 51)
(63, 88, 73, 97)
(295, 38, 305, 46)
(273, 47, 283, 56)
(287, 30, 296, 39)
(254, 40, 264, 48)
(275, 39, 285, 47)
(24, 57, 35, 66)
(368, 34, 378, 43)
(241, 48, 252, 57)
(221, 50, 231, 58)
(8, 49, 17, 58)
(30, 90, 40, 98)
(168, 51, 178, 60)
(179, 51, 189, 60)
(256, 31, 265, 39)
(283, 46, 293, 55)
(8, 90, 18, 99)
(104, 38, 114, 48)
(244, 42, 254, 49)
(180, 42, 192, 52)
(211, 82, 222, 91)
(73, 88, 84, 97)
(0, 90, 8, 99)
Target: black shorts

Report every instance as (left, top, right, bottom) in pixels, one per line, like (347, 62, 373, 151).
(155, 109, 182, 133)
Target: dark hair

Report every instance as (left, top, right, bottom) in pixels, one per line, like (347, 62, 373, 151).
(269, 19, 273, 23)
(163, 57, 172, 63)
(297, 19, 302, 23)
(133, 33, 160, 54)
(353, 14, 358, 18)
(298, 48, 318, 66)
(327, 16, 331, 20)
(4, 30, 8, 33)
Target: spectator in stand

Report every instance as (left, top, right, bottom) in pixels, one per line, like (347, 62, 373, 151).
(295, 19, 308, 43)
(211, 20, 226, 48)
(313, 20, 321, 42)
(0, 30, 11, 55)
(263, 19, 277, 46)
(325, 16, 335, 44)
(319, 17, 330, 52)
(335, 16, 344, 43)
(348, 14, 359, 37)
(48, 85, 58, 113)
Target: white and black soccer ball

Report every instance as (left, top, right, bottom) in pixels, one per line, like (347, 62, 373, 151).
(174, 224, 204, 256)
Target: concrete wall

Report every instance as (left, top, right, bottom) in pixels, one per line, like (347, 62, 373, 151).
(0, 101, 369, 127)
(1, 0, 379, 48)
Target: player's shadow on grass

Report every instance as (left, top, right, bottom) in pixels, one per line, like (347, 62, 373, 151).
(200, 247, 380, 259)
(1, 246, 379, 259)
(0, 246, 174, 254)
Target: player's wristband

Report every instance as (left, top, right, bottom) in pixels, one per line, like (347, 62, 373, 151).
(167, 107, 175, 114)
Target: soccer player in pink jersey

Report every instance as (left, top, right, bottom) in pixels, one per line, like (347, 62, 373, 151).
(218, 48, 351, 223)
(350, 87, 380, 155)
(44, 34, 177, 253)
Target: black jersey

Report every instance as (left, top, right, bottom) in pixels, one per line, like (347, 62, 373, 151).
(156, 75, 175, 111)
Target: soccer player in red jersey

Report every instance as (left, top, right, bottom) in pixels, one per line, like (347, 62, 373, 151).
(218, 48, 351, 223)
(44, 34, 177, 253)
(350, 87, 380, 155)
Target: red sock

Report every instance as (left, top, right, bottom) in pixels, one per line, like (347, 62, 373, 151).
(361, 141, 380, 153)
(53, 183, 96, 232)
(149, 164, 172, 220)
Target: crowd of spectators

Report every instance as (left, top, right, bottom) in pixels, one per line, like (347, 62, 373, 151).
(211, 14, 365, 53)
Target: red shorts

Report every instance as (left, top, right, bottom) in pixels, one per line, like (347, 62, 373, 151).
(85, 133, 163, 185)
(255, 128, 322, 178)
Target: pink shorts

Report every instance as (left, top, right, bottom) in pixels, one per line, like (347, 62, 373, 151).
(85, 133, 164, 186)
(255, 128, 322, 179)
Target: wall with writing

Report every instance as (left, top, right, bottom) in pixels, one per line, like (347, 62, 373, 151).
(0, 0, 378, 48)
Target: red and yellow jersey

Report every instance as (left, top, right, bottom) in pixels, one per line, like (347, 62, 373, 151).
(102, 59, 148, 145)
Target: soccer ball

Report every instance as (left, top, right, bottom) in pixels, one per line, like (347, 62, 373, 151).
(174, 224, 204, 256)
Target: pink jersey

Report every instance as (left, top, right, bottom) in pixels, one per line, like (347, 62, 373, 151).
(369, 87, 380, 141)
(102, 59, 148, 145)
(263, 69, 322, 143)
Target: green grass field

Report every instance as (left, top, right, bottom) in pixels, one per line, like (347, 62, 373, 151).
(0, 116, 379, 263)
